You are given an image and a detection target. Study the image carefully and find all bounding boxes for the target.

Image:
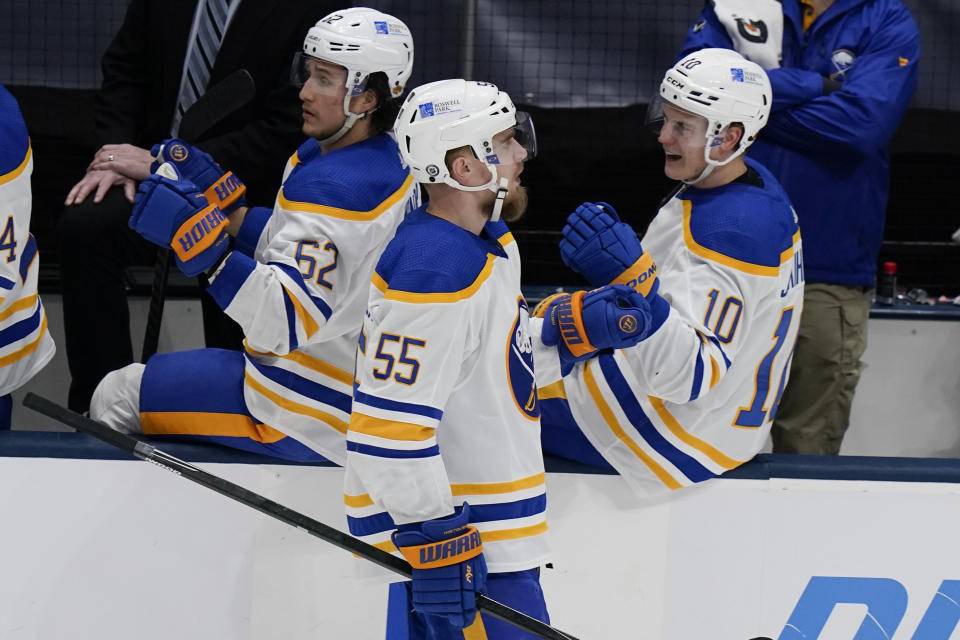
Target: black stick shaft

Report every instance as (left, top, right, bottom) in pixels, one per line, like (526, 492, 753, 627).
(22, 393, 579, 640)
(141, 249, 171, 363)
(140, 69, 256, 364)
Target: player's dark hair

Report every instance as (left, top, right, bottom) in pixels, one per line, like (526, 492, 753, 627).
(366, 71, 402, 135)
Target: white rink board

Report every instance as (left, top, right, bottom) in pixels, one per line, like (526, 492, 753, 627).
(664, 478, 960, 640)
(2, 457, 960, 639)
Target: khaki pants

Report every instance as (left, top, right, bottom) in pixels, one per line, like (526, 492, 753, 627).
(771, 283, 872, 454)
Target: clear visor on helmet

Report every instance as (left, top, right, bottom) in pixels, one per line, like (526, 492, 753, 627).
(290, 52, 360, 96)
(487, 111, 537, 165)
(645, 94, 712, 147)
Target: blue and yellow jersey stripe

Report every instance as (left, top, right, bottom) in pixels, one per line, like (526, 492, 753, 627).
(0, 141, 30, 186)
(278, 173, 414, 222)
(372, 253, 497, 304)
(681, 200, 787, 276)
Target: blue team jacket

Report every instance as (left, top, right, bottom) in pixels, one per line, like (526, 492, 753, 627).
(679, 0, 920, 287)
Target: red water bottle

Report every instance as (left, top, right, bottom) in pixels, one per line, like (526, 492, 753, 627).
(877, 261, 897, 305)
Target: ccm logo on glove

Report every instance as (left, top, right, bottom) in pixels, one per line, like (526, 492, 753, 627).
(174, 200, 226, 261)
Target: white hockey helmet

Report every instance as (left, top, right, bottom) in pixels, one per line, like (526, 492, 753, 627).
(296, 7, 414, 144)
(651, 48, 771, 181)
(395, 80, 535, 187)
(394, 79, 535, 221)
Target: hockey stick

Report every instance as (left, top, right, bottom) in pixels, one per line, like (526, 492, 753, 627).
(22, 393, 579, 640)
(140, 68, 257, 364)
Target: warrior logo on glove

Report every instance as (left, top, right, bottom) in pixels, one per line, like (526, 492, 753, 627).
(174, 201, 227, 260)
(129, 164, 234, 276)
(552, 291, 642, 357)
(168, 144, 189, 162)
(619, 314, 640, 334)
(151, 138, 247, 214)
(411, 527, 483, 567)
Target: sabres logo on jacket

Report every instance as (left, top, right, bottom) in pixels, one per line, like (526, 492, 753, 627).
(507, 296, 539, 420)
(830, 49, 856, 80)
(735, 18, 768, 43)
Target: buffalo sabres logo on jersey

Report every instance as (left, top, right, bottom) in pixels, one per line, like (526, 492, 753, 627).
(506, 296, 539, 420)
(735, 18, 768, 43)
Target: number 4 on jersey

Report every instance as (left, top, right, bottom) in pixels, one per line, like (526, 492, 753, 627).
(0, 216, 16, 263)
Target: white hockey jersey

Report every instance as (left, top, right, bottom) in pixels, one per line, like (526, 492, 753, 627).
(206, 134, 417, 463)
(536, 158, 804, 496)
(0, 85, 55, 396)
(345, 207, 549, 574)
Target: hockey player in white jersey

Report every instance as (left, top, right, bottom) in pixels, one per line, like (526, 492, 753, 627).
(535, 49, 805, 496)
(90, 8, 417, 463)
(0, 84, 56, 429)
(346, 78, 656, 638)
(348, 79, 542, 639)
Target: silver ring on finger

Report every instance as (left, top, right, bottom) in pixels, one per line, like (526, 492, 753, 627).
(108, 153, 115, 162)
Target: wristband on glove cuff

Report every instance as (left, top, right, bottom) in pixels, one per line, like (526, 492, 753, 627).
(612, 251, 659, 296)
(396, 525, 484, 569)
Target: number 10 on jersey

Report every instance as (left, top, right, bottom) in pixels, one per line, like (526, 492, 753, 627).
(733, 307, 795, 428)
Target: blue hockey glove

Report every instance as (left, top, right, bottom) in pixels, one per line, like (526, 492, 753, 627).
(535, 284, 653, 375)
(129, 164, 231, 277)
(393, 504, 487, 629)
(151, 138, 246, 214)
(560, 201, 660, 296)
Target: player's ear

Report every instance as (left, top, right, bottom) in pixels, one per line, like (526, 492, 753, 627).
(352, 87, 379, 115)
(723, 123, 745, 151)
(446, 147, 475, 184)
(448, 153, 472, 183)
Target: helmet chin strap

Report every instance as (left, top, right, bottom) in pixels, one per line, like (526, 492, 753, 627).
(318, 111, 362, 147)
(318, 87, 377, 147)
(683, 163, 716, 186)
(490, 176, 509, 223)
(442, 163, 510, 222)
(683, 130, 743, 186)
